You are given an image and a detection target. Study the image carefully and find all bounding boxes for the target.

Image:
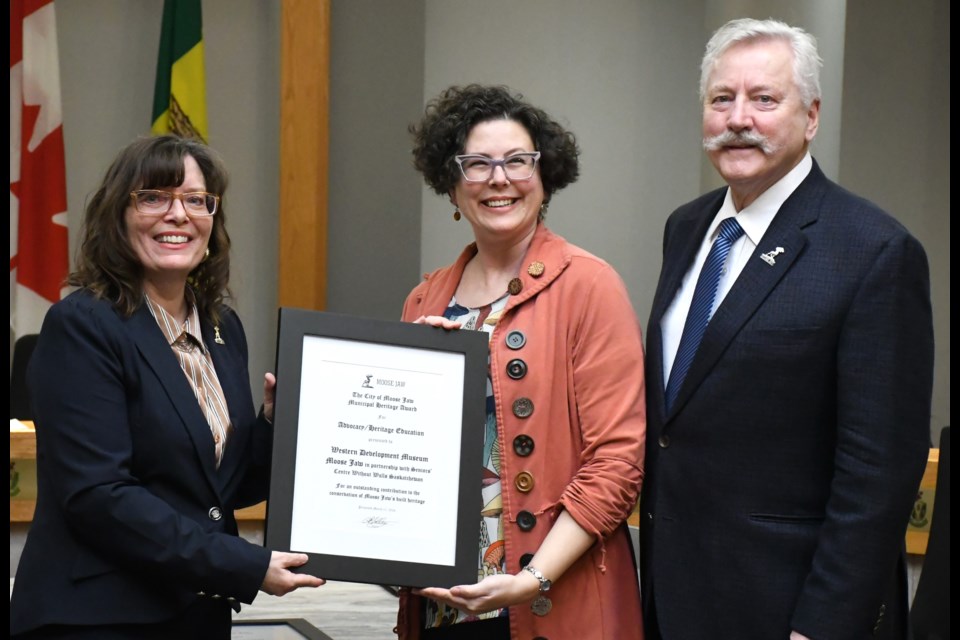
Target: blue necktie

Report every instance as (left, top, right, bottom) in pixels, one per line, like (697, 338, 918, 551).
(665, 217, 744, 411)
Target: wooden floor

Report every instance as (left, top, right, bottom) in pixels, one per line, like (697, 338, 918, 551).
(233, 580, 399, 639)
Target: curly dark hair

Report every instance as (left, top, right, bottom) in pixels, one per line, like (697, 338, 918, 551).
(69, 134, 232, 323)
(409, 84, 580, 204)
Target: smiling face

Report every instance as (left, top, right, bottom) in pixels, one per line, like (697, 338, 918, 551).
(702, 38, 819, 210)
(125, 154, 213, 297)
(451, 118, 545, 247)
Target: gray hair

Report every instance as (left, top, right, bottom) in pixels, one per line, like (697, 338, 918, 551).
(700, 18, 822, 108)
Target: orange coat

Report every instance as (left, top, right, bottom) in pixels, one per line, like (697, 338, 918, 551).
(397, 224, 646, 640)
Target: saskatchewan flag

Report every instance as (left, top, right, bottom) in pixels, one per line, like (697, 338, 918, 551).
(151, 0, 207, 141)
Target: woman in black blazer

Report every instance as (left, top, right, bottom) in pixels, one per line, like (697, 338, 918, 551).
(10, 135, 323, 639)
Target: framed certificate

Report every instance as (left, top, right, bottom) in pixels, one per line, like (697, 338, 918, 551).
(266, 308, 488, 588)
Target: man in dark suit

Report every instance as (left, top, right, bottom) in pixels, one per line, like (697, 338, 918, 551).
(640, 18, 933, 640)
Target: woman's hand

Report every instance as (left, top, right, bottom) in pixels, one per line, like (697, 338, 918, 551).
(413, 315, 461, 330)
(413, 572, 540, 615)
(263, 372, 276, 424)
(260, 551, 325, 596)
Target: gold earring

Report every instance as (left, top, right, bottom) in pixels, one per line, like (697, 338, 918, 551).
(453, 207, 461, 221)
(203, 247, 210, 261)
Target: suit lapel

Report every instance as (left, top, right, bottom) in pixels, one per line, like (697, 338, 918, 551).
(130, 306, 221, 494)
(666, 164, 827, 419)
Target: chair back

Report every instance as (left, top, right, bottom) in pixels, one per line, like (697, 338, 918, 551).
(10, 333, 39, 420)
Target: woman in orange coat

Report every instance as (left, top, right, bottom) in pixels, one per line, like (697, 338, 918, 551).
(396, 84, 646, 640)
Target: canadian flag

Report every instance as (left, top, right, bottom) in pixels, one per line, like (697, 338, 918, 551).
(9, 0, 69, 338)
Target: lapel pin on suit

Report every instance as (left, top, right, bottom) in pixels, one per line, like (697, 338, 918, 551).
(760, 247, 785, 266)
(214, 326, 225, 345)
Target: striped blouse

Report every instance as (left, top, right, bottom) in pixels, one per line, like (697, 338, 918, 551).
(144, 295, 232, 468)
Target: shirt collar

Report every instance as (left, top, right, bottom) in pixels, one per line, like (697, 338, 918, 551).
(710, 152, 813, 245)
(144, 294, 207, 354)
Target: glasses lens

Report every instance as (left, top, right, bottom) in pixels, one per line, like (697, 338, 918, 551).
(460, 158, 493, 181)
(135, 191, 172, 213)
(182, 192, 218, 215)
(503, 154, 537, 180)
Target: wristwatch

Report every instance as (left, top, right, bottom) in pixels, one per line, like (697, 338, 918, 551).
(523, 565, 552, 592)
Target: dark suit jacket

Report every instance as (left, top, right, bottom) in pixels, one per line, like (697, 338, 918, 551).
(640, 161, 933, 640)
(10, 290, 273, 635)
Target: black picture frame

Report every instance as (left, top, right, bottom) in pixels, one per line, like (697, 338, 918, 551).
(266, 308, 487, 588)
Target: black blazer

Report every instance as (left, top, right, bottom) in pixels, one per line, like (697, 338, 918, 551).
(10, 290, 273, 634)
(640, 161, 933, 640)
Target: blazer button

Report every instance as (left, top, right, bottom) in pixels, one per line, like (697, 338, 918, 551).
(513, 434, 535, 457)
(517, 510, 537, 531)
(512, 398, 534, 419)
(519, 552, 534, 568)
(515, 471, 535, 493)
(658, 435, 670, 448)
(508, 277, 523, 295)
(506, 330, 526, 350)
(506, 358, 527, 379)
(208, 506, 223, 521)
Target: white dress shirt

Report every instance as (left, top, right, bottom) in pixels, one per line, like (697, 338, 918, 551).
(661, 153, 813, 384)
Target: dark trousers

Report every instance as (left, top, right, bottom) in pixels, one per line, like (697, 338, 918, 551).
(12, 597, 232, 640)
(422, 616, 511, 640)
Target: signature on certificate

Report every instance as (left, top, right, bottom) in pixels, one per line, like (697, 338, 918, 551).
(361, 516, 394, 528)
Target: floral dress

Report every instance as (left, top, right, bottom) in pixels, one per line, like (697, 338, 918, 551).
(424, 293, 511, 628)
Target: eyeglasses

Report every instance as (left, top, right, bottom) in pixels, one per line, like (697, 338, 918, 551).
(129, 190, 220, 216)
(454, 152, 541, 182)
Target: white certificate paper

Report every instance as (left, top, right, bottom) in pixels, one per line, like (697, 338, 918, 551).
(289, 335, 464, 567)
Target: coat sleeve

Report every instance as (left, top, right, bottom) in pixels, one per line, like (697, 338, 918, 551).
(790, 231, 933, 637)
(559, 262, 647, 538)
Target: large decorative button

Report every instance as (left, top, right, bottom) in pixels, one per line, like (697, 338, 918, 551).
(527, 261, 545, 277)
(508, 278, 523, 295)
(506, 330, 526, 350)
(513, 434, 534, 457)
(658, 435, 670, 448)
(515, 471, 535, 493)
(517, 510, 537, 531)
(208, 507, 223, 521)
(519, 552, 534, 568)
(506, 359, 527, 379)
(512, 397, 534, 418)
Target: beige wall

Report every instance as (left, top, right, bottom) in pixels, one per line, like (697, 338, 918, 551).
(839, 0, 951, 439)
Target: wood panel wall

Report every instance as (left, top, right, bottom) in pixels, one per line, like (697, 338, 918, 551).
(279, 0, 330, 310)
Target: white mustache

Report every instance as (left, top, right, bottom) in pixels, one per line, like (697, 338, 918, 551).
(703, 130, 778, 154)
